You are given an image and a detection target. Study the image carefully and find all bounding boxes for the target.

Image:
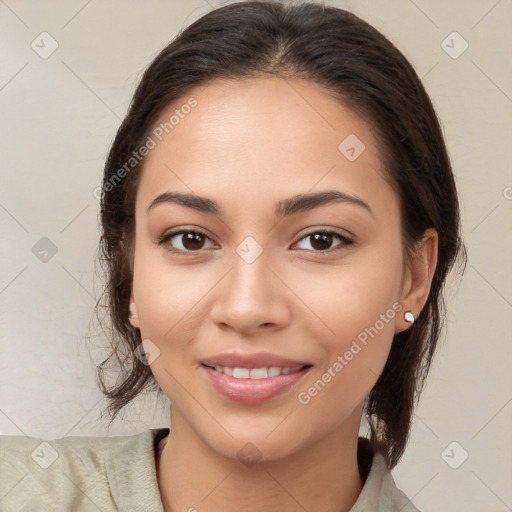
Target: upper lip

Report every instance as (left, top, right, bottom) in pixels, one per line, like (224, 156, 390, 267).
(201, 352, 311, 370)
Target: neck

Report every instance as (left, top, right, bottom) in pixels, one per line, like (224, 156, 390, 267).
(157, 407, 366, 512)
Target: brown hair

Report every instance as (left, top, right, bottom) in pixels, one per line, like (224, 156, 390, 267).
(95, 0, 467, 469)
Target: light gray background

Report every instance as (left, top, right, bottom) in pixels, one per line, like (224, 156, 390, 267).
(1, 1, 511, 511)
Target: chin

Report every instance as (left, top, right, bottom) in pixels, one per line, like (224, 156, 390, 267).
(211, 435, 304, 466)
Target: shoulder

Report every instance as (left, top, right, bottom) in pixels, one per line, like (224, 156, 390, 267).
(0, 428, 168, 511)
(352, 437, 422, 512)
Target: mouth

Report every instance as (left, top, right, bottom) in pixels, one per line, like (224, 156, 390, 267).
(200, 358, 313, 404)
(202, 364, 310, 379)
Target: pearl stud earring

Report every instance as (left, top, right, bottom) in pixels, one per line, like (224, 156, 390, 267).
(404, 311, 415, 324)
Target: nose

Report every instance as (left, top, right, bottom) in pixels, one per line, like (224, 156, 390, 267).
(209, 247, 292, 335)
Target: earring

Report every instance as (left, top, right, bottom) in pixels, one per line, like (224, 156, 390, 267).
(404, 311, 415, 324)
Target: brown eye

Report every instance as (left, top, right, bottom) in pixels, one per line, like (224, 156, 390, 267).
(179, 232, 207, 250)
(159, 230, 215, 253)
(295, 230, 353, 252)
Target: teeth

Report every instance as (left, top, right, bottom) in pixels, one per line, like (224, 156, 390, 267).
(268, 367, 281, 377)
(233, 368, 250, 379)
(249, 368, 268, 379)
(211, 365, 303, 379)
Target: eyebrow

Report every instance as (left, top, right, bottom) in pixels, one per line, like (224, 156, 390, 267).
(146, 190, 373, 218)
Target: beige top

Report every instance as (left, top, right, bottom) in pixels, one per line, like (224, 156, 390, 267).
(0, 428, 421, 511)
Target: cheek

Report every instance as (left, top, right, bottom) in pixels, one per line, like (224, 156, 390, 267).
(293, 248, 403, 405)
(131, 247, 217, 356)
(293, 289, 400, 439)
(296, 248, 403, 344)
(134, 274, 199, 345)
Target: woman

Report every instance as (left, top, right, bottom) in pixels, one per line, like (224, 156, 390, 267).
(0, 1, 466, 510)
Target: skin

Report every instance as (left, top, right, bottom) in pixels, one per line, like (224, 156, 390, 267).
(128, 77, 438, 512)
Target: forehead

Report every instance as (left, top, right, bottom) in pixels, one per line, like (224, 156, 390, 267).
(136, 77, 397, 220)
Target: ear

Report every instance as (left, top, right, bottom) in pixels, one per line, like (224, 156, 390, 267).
(396, 228, 438, 333)
(129, 293, 140, 328)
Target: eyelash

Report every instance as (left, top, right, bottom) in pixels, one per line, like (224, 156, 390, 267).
(157, 228, 354, 255)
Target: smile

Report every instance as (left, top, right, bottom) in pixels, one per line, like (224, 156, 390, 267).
(201, 363, 312, 404)
(207, 365, 305, 379)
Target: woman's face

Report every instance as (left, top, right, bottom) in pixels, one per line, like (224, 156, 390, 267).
(129, 77, 412, 461)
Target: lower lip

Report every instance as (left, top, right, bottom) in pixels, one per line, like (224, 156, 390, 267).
(201, 365, 311, 404)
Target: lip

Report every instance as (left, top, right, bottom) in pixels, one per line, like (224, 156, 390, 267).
(200, 352, 312, 404)
(201, 352, 310, 370)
